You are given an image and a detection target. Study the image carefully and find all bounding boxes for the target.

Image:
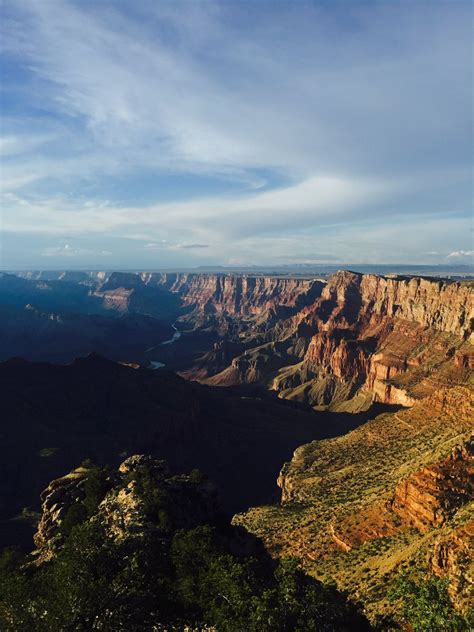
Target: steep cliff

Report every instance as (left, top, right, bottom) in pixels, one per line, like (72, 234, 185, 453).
(33, 466, 91, 560)
(389, 439, 474, 532)
(92, 271, 182, 319)
(2, 269, 473, 410)
(234, 275, 473, 619)
(429, 522, 474, 613)
(204, 271, 473, 412)
(142, 272, 325, 318)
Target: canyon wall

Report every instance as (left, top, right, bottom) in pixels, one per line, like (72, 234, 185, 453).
(142, 272, 325, 317)
(206, 271, 473, 409)
(236, 385, 473, 621)
(316, 271, 473, 337)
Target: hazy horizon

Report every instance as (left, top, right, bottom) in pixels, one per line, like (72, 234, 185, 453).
(3, 262, 473, 277)
(1, 1, 472, 269)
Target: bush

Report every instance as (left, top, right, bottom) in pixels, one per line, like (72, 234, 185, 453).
(390, 573, 469, 632)
(0, 520, 371, 631)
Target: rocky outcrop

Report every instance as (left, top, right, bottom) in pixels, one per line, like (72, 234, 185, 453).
(365, 350, 416, 406)
(326, 438, 474, 553)
(429, 522, 474, 613)
(358, 274, 474, 338)
(33, 455, 219, 559)
(389, 439, 474, 532)
(179, 339, 247, 381)
(237, 389, 473, 622)
(3, 269, 473, 409)
(94, 271, 323, 322)
(315, 271, 473, 338)
(266, 272, 474, 408)
(33, 466, 92, 560)
(101, 455, 219, 540)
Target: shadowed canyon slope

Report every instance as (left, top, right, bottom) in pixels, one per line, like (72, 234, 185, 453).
(0, 353, 369, 548)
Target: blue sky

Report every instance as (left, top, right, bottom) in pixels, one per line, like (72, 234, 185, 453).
(0, 0, 472, 269)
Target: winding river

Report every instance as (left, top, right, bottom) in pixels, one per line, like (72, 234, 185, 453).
(148, 324, 181, 369)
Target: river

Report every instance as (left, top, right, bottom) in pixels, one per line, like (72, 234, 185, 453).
(147, 324, 181, 369)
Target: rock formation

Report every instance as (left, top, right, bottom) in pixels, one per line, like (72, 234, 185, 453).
(389, 438, 474, 532)
(3, 269, 472, 410)
(236, 391, 473, 620)
(1, 268, 473, 625)
(161, 273, 324, 317)
(33, 466, 91, 560)
(429, 522, 474, 612)
(33, 455, 219, 561)
(200, 271, 473, 412)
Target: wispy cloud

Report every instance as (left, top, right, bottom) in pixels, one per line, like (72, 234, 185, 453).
(41, 244, 112, 258)
(447, 250, 474, 261)
(0, 0, 471, 266)
(143, 241, 209, 251)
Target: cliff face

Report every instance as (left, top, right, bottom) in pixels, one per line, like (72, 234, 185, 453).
(205, 271, 473, 411)
(429, 522, 474, 613)
(92, 272, 182, 319)
(236, 391, 473, 621)
(389, 439, 474, 532)
(319, 271, 472, 337)
(294, 273, 473, 405)
(143, 272, 325, 318)
(33, 466, 90, 560)
(4, 269, 472, 411)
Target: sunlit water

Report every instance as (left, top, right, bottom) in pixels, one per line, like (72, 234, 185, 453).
(148, 324, 181, 369)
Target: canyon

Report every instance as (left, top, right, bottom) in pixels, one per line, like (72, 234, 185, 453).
(0, 268, 472, 625)
(7, 269, 471, 412)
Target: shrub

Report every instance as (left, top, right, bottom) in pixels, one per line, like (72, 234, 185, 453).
(390, 573, 469, 632)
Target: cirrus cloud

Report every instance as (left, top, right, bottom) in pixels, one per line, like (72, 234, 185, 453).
(0, 0, 471, 267)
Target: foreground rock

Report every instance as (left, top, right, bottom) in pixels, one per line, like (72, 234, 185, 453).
(4, 456, 370, 632)
(33, 455, 220, 562)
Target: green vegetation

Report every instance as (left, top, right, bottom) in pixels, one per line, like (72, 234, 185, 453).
(0, 465, 370, 631)
(389, 574, 472, 632)
(236, 397, 473, 622)
(0, 526, 369, 631)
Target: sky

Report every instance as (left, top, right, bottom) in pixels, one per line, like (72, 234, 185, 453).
(0, 0, 472, 269)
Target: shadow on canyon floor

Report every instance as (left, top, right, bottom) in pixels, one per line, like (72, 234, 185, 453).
(0, 355, 401, 550)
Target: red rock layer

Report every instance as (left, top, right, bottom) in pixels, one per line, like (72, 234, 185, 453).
(143, 273, 325, 317)
(273, 271, 473, 405)
(429, 522, 474, 612)
(388, 439, 474, 532)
